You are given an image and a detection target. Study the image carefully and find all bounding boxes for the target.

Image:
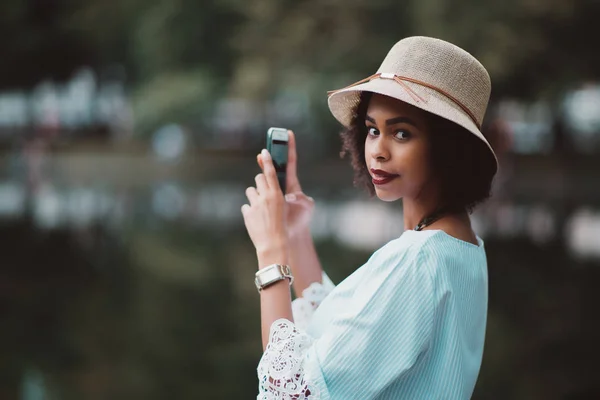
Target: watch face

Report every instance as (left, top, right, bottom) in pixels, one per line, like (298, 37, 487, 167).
(254, 264, 292, 291)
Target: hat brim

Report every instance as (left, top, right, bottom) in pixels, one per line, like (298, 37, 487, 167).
(328, 78, 499, 172)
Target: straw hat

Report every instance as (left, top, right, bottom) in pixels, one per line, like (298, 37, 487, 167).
(328, 36, 498, 172)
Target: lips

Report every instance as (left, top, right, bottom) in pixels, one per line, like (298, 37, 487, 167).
(370, 169, 399, 185)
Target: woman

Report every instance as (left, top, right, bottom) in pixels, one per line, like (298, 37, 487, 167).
(241, 36, 498, 399)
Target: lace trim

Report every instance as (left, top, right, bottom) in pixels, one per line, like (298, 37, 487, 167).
(291, 272, 335, 331)
(257, 319, 320, 399)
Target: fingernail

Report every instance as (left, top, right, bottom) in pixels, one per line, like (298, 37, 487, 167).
(261, 149, 271, 159)
(285, 193, 296, 202)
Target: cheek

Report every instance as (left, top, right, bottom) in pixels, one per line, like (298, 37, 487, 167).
(395, 145, 433, 183)
(395, 144, 427, 168)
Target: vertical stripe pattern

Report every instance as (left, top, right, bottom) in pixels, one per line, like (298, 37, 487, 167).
(257, 229, 488, 400)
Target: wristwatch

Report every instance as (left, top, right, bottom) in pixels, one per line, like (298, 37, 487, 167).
(255, 264, 294, 292)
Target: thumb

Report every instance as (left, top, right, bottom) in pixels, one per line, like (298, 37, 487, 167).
(286, 131, 302, 193)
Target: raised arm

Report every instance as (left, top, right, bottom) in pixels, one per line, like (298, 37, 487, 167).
(259, 131, 330, 298)
(287, 206, 323, 296)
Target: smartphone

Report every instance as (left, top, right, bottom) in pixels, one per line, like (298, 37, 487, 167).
(266, 127, 289, 191)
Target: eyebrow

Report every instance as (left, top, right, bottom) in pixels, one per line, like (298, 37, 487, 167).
(365, 115, 419, 128)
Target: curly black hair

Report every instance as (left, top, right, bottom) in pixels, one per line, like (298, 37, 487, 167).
(340, 92, 497, 213)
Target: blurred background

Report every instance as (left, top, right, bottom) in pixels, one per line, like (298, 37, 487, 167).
(0, 0, 599, 399)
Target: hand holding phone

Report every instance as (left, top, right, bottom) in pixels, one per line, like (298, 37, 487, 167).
(259, 129, 315, 237)
(266, 127, 289, 191)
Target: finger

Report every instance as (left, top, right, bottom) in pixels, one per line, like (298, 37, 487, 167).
(241, 204, 250, 217)
(285, 191, 314, 204)
(284, 192, 297, 202)
(255, 173, 268, 193)
(257, 153, 264, 171)
(245, 186, 259, 205)
(286, 131, 301, 193)
(260, 149, 280, 191)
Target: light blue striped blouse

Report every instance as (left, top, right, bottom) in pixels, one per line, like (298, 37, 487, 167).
(257, 229, 488, 400)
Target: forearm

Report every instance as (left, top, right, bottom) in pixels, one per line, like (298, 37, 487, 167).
(257, 248, 293, 351)
(259, 279, 293, 350)
(288, 228, 324, 298)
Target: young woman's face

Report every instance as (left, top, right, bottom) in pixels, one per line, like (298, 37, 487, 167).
(364, 94, 437, 202)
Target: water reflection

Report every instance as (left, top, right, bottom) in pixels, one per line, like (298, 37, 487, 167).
(566, 208, 600, 259)
(21, 370, 46, 400)
(1, 179, 598, 260)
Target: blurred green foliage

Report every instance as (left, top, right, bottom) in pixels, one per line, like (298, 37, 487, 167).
(2, 0, 600, 136)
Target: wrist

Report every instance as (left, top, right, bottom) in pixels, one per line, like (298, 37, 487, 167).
(257, 243, 289, 269)
(255, 264, 293, 292)
(258, 276, 290, 294)
(289, 225, 312, 242)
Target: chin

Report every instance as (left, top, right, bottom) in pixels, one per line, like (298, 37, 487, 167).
(374, 188, 402, 202)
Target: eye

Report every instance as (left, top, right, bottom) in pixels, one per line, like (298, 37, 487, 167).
(367, 127, 379, 136)
(394, 130, 411, 140)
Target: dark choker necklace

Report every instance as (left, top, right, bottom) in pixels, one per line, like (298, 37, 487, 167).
(414, 208, 448, 231)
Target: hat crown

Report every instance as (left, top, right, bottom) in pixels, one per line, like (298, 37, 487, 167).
(376, 36, 491, 126)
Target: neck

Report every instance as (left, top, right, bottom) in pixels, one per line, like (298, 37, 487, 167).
(402, 197, 443, 231)
(403, 198, 473, 232)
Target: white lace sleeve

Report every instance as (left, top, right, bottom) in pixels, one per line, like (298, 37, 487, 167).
(257, 319, 321, 399)
(291, 271, 335, 331)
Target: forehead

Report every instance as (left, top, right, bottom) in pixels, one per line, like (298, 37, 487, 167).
(366, 93, 427, 122)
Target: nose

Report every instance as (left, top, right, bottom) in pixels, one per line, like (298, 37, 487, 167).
(369, 135, 390, 161)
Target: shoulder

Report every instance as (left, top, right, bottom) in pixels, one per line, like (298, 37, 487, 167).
(369, 230, 481, 279)
(347, 232, 441, 321)
(371, 230, 449, 266)
(365, 230, 442, 283)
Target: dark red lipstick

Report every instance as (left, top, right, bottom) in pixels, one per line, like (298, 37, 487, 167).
(370, 169, 399, 185)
